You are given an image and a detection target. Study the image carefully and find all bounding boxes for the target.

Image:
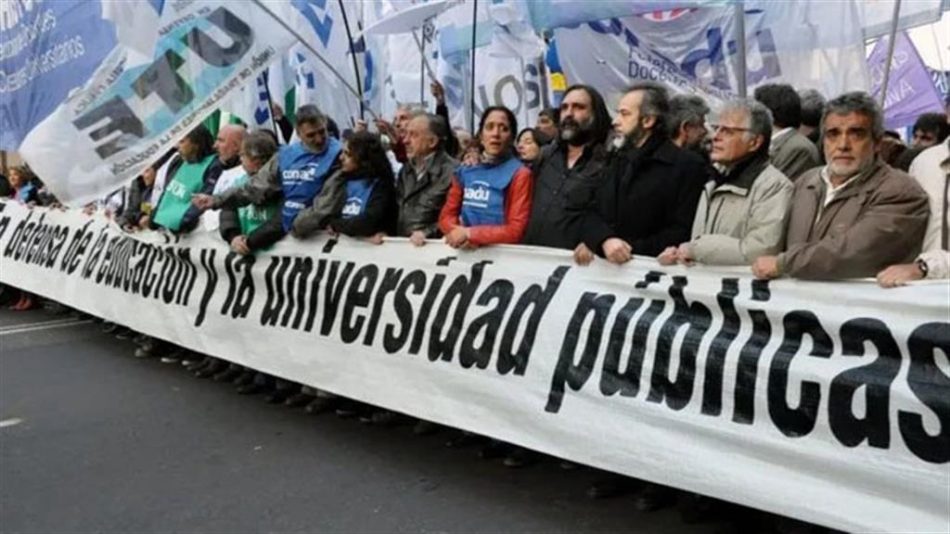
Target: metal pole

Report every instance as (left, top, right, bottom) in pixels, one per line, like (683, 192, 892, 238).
(251, 0, 380, 121)
(421, 29, 427, 104)
(337, 0, 365, 120)
(469, 0, 478, 132)
(734, 1, 747, 98)
(879, 0, 903, 107)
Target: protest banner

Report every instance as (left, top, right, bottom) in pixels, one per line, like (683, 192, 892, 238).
(0, 201, 946, 533)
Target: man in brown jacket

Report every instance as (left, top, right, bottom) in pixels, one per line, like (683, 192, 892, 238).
(752, 92, 929, 280)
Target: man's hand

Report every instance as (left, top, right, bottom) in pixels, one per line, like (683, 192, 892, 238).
(876, 263, 924, 288)
(751, 256, 781, 279)
(354, 120, 368, 133)
(444, 226, 469, 249)
(573, 242, 595, 266)
(138, 214, 151, 229)
(430, 80, 446, 105)
(191, 193, 215, 211)
(602, 238, 632, 265)
(82, 204, 96, 216)
(366, 232, 386, 245)
(410, 230, 427, 247)
(461, 149, 480, 167)
(657, 246, 679, 266)
(374, 119, 397, 139)
(230, 235, 250, 255)
(676, 242, 695, 266)
(271, 103, 284, 120)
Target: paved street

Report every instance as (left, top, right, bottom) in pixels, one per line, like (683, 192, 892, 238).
(0, 306, 733, 533)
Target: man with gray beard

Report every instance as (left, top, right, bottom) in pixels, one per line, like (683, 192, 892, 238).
(522, 84, 611, 249)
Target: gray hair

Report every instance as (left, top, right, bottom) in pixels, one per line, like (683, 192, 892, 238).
(397, 103, 426, 115)
(668, 94, 710, 137)
(719, 98, 773, 146)
(625, 81, 670, 134)
(821, 91, 884, 140)
(242, 130, 278, 163)
(295, 104, 327, 127)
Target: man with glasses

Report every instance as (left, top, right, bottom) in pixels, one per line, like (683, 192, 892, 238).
(752, 92, 929, 280)
(659, 99, 792, 266)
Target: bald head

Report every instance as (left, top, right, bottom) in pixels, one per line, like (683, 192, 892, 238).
(215, 124, 246, 163)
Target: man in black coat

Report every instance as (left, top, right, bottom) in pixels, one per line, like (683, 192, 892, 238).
(522, 84, 611, 250)
(575, 82, 707, 265)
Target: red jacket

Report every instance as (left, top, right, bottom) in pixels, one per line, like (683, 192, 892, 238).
(438, 165, 533, 246)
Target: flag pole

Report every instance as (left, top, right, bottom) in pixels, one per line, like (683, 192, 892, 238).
(338, 0, 366, 120)
(879, 0, 903, 107)
(734, 1, 747, 98)
(469, 0, 478, 132)
(251, 0, 380, 121)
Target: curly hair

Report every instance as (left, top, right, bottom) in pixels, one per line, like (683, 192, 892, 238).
(345, 131, 394, 183)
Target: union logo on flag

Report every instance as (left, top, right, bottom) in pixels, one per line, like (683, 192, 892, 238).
(640, 8, 698, 22)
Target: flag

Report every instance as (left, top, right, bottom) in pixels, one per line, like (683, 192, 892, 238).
(868, 32, 946, 129)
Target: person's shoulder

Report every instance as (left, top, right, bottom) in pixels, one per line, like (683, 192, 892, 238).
(870, 162, 927, 201)
(912, 142, 949, 167)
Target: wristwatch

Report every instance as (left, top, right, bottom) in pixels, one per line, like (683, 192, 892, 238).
(915, 258, 929, 278)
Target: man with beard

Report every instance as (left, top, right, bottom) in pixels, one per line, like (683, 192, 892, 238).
(669, 94, 710, 154)
(574, 82, 707, 265)
(522, 85, 611, 249)
(752, 92, 929, 280)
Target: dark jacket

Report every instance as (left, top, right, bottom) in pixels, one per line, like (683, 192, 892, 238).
(395, 150, 457, 237)
(292, 169, 397, 238)
(581, 136, 708, 257)
(523, 141, 609, 250)
(120, 176, 154, 228)
(218, 192, 283, 252)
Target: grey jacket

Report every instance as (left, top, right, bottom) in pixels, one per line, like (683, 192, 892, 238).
(771, 129, 821, 181)
(778, 160, 930, 280)
(395, 150, 457, 237)
(689, 155, 793, 265)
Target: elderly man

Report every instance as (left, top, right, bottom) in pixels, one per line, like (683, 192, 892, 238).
(660, 99, 792, 266)
(754, 84, 821, 180)
(575, 82, 706, 265)
(523, 84, 611, 250)
(752, 92, 929, 281)
(211, 124, 247, 195)
(395, 113, 457, 246)
(877, 138, 950, 286)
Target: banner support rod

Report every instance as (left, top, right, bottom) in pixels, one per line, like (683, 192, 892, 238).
(734, 1, 747, 98)
(879, 0, 903, 107)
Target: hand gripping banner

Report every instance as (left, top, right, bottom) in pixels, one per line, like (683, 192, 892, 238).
(0, 201, 947, 533)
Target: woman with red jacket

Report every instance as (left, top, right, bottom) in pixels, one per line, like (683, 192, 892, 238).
(438, 106, 533, 248)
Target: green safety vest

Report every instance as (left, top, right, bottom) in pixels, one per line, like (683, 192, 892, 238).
(233, 174, 279, 249)
(153, 154, 215, 231)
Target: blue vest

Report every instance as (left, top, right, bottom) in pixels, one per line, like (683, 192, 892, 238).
(458, 156, 523, 227)
(340, 178, 378, 219)
(279, 138, 343, 231)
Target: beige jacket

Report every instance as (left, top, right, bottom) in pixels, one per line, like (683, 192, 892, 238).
(908, 141, 949, 279)
(689, 156, 793, 265)
(778, 160, 930, 280)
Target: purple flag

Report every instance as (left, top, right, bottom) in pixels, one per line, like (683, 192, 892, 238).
(867, 32, 945, 130)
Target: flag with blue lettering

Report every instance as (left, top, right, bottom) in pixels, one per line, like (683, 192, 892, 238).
(0, 0, 121, 150)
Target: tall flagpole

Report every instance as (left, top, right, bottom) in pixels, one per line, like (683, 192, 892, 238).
(338, 0, 366, 120)
(879, 0, 903, 107)
(469, 0, 478, 132)
(734, 1, 747, 98)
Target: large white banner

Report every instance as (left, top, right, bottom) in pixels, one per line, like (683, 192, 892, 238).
(0, 201, 947, 534)
(19, 1, 296, 207)
(554, 1, 870, 108)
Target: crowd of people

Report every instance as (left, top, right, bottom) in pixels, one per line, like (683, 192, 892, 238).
(3, 78, 949, 530)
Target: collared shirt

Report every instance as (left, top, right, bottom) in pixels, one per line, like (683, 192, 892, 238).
(771, 127, 794, 142)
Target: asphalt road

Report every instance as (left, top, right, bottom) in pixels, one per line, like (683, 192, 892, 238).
(0, 306, 746, 534)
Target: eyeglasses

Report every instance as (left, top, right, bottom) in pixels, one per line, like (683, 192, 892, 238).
(710, 124, 752, 136)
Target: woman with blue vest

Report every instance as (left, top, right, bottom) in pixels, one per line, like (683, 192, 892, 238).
(291, 131, 397, 242)
(151, 125, 221, 233)
(438, 106, 534, 248)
